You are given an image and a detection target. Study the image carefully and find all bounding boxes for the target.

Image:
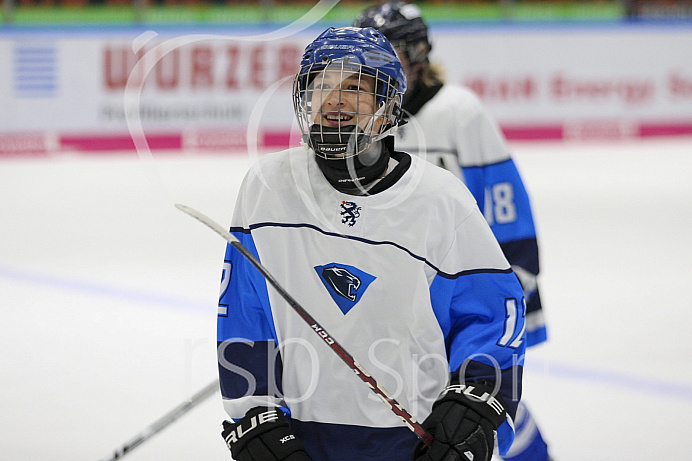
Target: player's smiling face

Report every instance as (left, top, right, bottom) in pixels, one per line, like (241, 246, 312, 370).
(308, 68, 381, 134)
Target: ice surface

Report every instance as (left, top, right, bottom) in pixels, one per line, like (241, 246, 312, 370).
(1, 137, 691, 460)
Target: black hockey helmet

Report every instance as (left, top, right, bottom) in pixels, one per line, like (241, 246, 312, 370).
(353, 1, 432, 66)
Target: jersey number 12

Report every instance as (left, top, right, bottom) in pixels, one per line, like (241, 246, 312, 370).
(498, 297, 526, 348)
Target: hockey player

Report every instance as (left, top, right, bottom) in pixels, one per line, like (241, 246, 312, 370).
(354, 3, 551, 460)
(217, 26, 526, 461)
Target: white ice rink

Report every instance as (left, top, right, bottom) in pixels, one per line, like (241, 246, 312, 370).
(2, 137, 692, 460)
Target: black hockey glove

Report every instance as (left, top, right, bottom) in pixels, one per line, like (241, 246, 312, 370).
(412, 382, 507, 461)
(221, 406, 312, 461)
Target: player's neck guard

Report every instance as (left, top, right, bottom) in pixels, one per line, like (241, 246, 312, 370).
(314, 137, 393, 195)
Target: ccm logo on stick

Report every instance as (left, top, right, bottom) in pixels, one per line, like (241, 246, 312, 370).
(311, 324, 335, 345)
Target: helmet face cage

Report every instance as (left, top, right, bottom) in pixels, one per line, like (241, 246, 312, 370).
(292, 27, 406, 159)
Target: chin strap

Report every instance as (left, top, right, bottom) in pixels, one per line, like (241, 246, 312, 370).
(308, 125, 373, 158)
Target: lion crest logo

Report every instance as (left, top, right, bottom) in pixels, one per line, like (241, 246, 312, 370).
(340, 201, 361, 227)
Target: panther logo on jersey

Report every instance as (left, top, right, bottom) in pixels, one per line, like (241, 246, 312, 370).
(340, 201, 361, 227)
(314, 263, 376, 315)
(322, 266, 361, 301)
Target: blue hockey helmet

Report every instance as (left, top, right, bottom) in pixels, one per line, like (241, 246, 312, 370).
(293, 27, 407, 159)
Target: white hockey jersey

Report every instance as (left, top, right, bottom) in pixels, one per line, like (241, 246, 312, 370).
(217, 146, 526, 461)
(397, 84, 509, 173)
(397, 84, 546, 346)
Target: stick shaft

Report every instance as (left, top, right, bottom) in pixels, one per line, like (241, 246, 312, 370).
(100, 379, 219, 461)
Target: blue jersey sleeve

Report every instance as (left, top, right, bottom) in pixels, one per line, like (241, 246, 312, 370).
(217, 229, 284, 413)
(429, 269, 526, 455)
(462, 158, 535, 244)
(462, 159, 547, 346)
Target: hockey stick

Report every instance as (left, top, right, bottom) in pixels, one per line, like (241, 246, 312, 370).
(175, 203, 434, 446)
(99, 379, 219, 461)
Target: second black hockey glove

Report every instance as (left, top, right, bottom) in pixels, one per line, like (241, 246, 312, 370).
(412, 382, 507, 461)
(221, 406, 312, 461)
